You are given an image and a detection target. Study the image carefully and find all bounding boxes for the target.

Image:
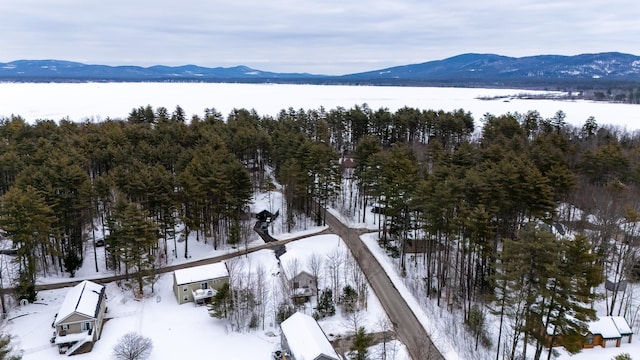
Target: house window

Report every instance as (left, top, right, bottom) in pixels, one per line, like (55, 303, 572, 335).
(183, 295, 188, 302)
(293, 281, 299, 288)
(183, 286, 188, 292)
(61, 324, 69, 331)
(586, 334, 594, 345)
(201, 282, 208, 290)
(81, 322, 92, 331)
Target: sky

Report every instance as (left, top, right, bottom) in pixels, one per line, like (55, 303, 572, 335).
(0, 1, 639, 75)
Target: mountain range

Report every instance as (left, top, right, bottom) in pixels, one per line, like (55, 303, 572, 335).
(2, 52, 640, 88)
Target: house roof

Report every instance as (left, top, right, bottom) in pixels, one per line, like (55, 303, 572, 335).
(55, 280, 105, 325)
(174, 262, 228, 286)
(611, 316, 633, 335)
(589, 316, 633, 339)
(291, 270, 314, 281)
(280, 312, 339, 360)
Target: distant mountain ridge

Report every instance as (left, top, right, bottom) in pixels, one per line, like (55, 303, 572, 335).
(0, 59, 320, 81)
(343, 52, 640, 81)
(2, 52, 640, 86)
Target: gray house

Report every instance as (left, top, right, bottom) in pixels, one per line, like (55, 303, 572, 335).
(280, 312, 340, 360)
(290, 270, 316, 300)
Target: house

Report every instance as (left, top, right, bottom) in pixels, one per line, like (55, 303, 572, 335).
(173, 262, 229, 305)
(256, 209, 276, 223)
(290, 270, 316, 300)
(548, 316, 634, 350)
(280, 312, 340, 360)
(52, 280, 107, 355)
(583, 316, 634, 349)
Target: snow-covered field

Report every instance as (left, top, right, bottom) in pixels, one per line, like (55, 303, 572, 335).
(1, 82, 639, 130)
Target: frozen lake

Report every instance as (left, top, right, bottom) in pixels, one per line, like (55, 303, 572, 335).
(1, 82, 639, 129)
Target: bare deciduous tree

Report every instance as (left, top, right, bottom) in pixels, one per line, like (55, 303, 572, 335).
(307, 253, 323, 306)
(112, 332, 153, 360)
(326, 248, 345, 303)
(254, 263, 269, 329)
(282, 257, 301, 297)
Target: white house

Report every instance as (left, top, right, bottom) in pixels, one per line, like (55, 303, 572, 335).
(280, 312, 340, 360)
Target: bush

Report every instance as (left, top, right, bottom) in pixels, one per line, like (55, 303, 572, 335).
(612, 354, 632, 360)
(0, 333, 21, 360)
(248, 313, 259, 329)
(276, 302, 295, 324)
(340, 285, 358, 313)
(15, 271, 36, 303)
(63, 252, 82, 277)
(315, 289, 335, 318)
(112, 332, 153, 360)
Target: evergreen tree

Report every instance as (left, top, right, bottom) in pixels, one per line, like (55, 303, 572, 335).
(0, 185, 54, 286)
(208, 282, 232, 319)
(106, 197, 158, 296)
(315, 288, 335, 318)
(0, 333, 21, 360)
(341, 285, 358, 313)
(350, 327, 372, 360)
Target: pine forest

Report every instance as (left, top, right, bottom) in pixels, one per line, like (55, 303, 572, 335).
(0, 104, 639, 360)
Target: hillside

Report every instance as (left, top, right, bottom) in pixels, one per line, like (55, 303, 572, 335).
(2, 53, 640, 89)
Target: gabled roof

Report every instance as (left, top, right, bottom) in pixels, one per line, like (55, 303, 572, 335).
(174, 262, 229, 286)
(281, 312, 339, 360)
(55, 280, 105, 325)
(588, 316, 633, 339)
(610, 316, 633, 335)
(291, 270, 314, 281)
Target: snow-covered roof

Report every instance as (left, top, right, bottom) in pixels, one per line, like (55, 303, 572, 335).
(280, 312, 340, 360)
(55, 280, 105, 325)
(588, 316, 632, 339)
(611, 316, 633, 335)
(173, 262, 228, 286)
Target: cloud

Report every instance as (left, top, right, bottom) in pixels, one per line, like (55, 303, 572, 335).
(0, 0, 638, 74)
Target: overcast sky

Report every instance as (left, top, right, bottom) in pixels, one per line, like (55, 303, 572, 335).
(1, 1, 638, 75)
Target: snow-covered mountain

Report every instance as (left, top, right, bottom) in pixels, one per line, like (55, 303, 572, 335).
(342, 52, 640, 81)
(0, 60, 320, 81)
(1, 53, 639, 84)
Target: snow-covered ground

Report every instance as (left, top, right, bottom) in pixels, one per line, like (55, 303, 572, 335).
(2, 191, 410, 360)
(1, 82, 639, 130)
(3, 191, 639, 360)
(7, 234, 410, 360)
